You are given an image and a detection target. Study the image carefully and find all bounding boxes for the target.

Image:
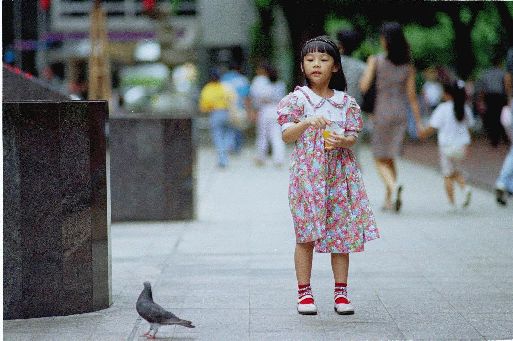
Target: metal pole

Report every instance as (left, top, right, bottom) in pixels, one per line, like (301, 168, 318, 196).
(37, 3, 47, 76)
(13, 0, 23, 68)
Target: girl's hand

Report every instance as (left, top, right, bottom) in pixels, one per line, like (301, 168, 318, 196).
(324, 133, 356, 149)
(304, 116, 331, 129)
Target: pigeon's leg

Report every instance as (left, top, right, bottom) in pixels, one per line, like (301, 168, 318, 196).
(148, 325, 160, 339)
(142, 324, 153, 337)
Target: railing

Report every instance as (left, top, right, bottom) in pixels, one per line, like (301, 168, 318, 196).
(50, 0, 196, 32)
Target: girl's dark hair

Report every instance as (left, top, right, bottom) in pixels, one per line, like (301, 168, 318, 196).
(444, 80, 466, 122)
(300, 35, 347, 91)
(381, 22, 411, 65)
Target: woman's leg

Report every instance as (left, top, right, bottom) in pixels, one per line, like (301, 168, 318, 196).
(331, 253, 349, 284)
(375, 158, 397, 207)
(295, 242, 314, 285)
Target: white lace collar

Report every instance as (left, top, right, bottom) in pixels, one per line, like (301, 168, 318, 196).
(296, 86, 348, 109)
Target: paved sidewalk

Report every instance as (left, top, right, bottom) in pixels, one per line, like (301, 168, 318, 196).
(4, 145, 513, 340)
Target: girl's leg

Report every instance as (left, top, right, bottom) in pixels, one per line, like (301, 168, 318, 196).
(331, 253, 349, 283)
(444, 175, 455, 205)
(453, 171, 466, 189)
(294, 242, 314, 285)
(331, 253, 355, 314)
(453, 171, 472, 207)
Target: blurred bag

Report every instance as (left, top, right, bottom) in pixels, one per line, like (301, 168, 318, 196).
(361, 79, 376, 113)
(361, 56, 378, 113)
(229, 106, 249, 130)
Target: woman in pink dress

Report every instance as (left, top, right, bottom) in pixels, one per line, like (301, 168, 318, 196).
(360, 22, 423, 212)
(277, 36, 379, 316)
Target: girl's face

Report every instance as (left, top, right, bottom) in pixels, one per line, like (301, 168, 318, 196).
(302, 52, 339, 87)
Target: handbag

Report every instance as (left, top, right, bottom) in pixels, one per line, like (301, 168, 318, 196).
(361, 57, 378, 113)
(228, 106, 249, 130)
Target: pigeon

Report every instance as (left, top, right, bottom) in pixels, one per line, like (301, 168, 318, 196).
(136, 282, 195, 339)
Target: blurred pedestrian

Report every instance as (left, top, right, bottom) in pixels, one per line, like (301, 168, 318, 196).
(249, 62, 271, 120)
(199, 68, 235, 168)
(421, 66, 443, 114)
(495, 47, 513, 205)
(475, 53, 512, 147)
(277, 36, 379, 316)
(221, 62, 251, 154)
(249, 64, 286, 166)
(337, 30, 365, 106)
(359, 22, 423, 212)
(419, 80, 474, 210)
(337, 30, 368, 158)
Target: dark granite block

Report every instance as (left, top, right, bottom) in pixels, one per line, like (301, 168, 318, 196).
(86, 102, 111, 310)
(3, 101, 111, 319)
(110, 115, 195, 221)
(3, 103, 23, 319)
(19, 102, 64, 317)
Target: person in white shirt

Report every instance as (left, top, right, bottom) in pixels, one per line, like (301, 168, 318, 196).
(250, 63, 287, 166)
(419, 80, 475, 210)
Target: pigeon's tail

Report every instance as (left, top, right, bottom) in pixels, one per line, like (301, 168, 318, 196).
(163, 318, 195, 328)
(177, 319, 195, 328)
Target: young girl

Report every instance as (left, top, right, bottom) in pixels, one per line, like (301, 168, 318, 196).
(419, 80, 474, 209)
(277, 36, 379, 315)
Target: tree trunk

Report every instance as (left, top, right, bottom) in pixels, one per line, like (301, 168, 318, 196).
(252, 4, 274, 63)
(495, 2, 513, 49)
(277, 0, 329, 86)
(447, 7, 476, 80)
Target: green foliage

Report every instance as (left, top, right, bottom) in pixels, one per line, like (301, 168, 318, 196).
(404, 13, 454, 70)
(472, 4, 502, 73)
(325, 15, 353, 38)
(254, 0, 273, 8)
(324, 14, 380, 61)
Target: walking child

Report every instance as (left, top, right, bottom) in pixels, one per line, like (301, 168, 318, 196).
(250, 63, 287, 166)
(277, 36, 379, 315)
(419, 80, 474, 209)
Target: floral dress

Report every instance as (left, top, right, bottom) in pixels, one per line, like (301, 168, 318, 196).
(277, 86, 379, 253)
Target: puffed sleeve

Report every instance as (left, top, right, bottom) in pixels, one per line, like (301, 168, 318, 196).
(344, 98, 363, 137)
(277, 92, 303, 132)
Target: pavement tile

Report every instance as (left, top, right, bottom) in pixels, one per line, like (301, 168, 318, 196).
(250, 310, 325, 333)
(463, 313, 513, 339)
(323, 322, 405, 340)
(250, 331, 327, 341)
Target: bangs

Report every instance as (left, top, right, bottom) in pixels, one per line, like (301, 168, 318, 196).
(301, 40, 338, 62)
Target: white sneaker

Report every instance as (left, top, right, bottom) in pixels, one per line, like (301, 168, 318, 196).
(297, 295, 317, 315)
(334, 295, 355, 315)
(461, 188, 472, 208)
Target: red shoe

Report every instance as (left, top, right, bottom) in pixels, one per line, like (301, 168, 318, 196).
(334, 295, 354, 315)
(297, 294, 317, 315)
